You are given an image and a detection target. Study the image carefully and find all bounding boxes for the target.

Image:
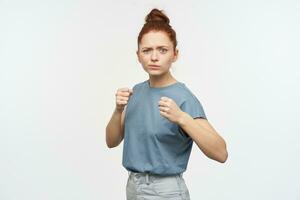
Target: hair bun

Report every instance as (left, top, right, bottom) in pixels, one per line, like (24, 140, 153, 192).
(145, 8, 170, 25)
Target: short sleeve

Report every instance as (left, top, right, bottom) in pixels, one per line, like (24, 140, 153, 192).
(180, 95, 207, 120)
(178, 95, 207, 137)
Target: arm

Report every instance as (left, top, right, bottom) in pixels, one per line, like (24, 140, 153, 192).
(158, 96, 228, 163)
(178, 114, 228, 163)
(105, 106, 126, 148)
(106, 87, 132, 148)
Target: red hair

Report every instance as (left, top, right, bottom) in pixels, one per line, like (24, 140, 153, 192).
(138, 8, 177, 50)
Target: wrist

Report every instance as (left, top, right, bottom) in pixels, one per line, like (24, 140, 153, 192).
(114, 107, 124, 114)
(177, 111, 191, 127)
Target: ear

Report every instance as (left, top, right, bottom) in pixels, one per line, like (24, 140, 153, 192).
(172, 49, 179, 62)
(136, 50, 141, 63)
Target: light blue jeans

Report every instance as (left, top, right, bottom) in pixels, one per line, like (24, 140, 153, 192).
(126, 171, 190, 200)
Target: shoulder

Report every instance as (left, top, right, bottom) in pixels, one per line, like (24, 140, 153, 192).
(177, 82, 201, 102)
(178, 82, 207, 119)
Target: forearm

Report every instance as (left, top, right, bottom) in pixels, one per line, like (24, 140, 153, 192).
(105, 108, 124, 148)
(178, 112, 228, 163)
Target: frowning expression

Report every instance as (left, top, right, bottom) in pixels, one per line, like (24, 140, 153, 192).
(137, 31, 178, 77)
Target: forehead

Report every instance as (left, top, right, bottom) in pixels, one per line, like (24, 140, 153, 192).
(139, 31, 173, 48)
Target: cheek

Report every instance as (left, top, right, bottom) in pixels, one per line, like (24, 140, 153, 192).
(139, 56, 149, 67)
(164, 56, 175, 64)
(139, 54, 148, 62)
(143, 55, 150, 60)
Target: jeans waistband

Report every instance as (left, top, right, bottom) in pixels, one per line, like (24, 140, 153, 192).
(127, 171, 183, 185)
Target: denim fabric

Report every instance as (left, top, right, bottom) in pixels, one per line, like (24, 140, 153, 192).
(126, 171, 190, 200)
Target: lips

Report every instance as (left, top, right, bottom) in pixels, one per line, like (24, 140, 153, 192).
(148, 65, 160, 69)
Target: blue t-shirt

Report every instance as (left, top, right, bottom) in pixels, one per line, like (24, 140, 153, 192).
(122, 80, 207, 175)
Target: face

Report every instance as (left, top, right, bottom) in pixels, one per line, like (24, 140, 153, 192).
(137, 31, 178, 77)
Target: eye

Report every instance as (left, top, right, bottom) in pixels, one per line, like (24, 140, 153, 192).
(159, 48, 168, 53)
(142, 49, 151, 54)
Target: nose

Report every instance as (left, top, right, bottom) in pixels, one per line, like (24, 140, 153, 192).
(150, 50, 158, 62)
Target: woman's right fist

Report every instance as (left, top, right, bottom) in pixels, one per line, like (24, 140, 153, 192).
(115, 87, 133, 112)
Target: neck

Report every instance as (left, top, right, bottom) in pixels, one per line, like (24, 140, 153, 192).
(148, 71, 177, 88)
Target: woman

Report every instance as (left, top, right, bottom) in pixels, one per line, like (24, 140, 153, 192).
(106, 8, 228, 200)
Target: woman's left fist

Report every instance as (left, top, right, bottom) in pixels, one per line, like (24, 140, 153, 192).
(158, 96, 184, 124)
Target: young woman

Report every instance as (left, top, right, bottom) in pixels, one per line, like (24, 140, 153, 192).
(106, 8, 228, 200)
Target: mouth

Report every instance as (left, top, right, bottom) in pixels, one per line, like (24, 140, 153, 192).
(148, 65, 160, 70)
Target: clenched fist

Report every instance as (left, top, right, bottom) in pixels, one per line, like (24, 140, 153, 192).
(158, 96, 184, 124)
(115, 87, 133, 112)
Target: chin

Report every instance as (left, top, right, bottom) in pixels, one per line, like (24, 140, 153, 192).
(148, 71, 163, 76)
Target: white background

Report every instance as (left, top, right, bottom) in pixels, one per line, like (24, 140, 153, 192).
(1, 0, 299, 199)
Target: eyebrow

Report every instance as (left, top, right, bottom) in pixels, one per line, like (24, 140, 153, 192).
(141, 46, 170, 49)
